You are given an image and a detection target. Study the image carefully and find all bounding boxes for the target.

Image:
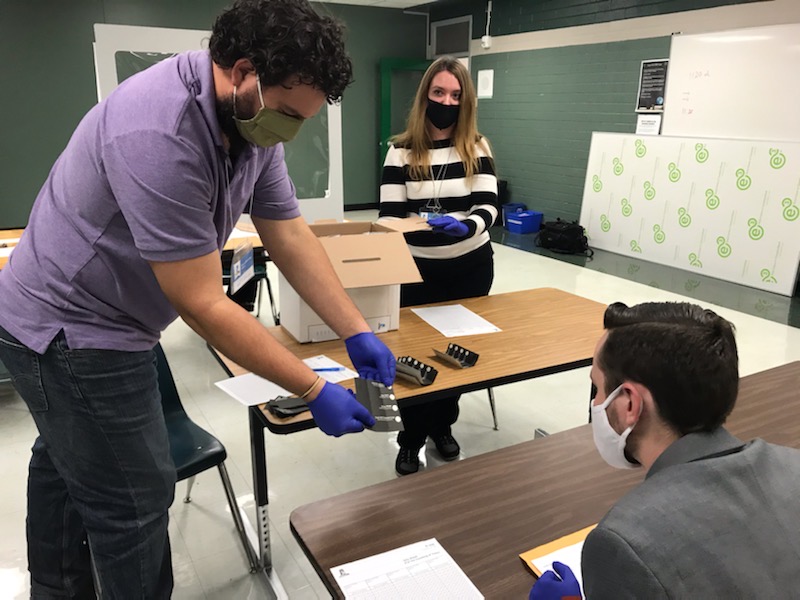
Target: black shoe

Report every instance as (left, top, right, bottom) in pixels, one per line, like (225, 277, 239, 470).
(395, 447, 420, 476)
(432, 434, 460, 461)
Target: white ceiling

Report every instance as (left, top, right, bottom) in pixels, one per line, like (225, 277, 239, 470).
(320, 0, 430, 9)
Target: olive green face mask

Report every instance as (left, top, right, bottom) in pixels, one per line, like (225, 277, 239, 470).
(233, 75, 305, 148)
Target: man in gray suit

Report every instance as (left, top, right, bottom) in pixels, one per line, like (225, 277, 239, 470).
(530, 301, 800, 600)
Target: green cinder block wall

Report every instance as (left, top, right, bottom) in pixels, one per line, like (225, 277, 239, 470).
(0, 1, 426, 228)
(471, 37, 671, 221)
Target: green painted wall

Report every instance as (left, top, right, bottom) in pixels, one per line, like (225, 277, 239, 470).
(471, 37, 671, 221)
(0, 1, 426, 228)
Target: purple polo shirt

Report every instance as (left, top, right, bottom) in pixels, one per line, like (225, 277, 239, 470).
(0, 51, 300, 353)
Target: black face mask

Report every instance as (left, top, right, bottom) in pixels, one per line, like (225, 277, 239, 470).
(426, 99, 460, 130)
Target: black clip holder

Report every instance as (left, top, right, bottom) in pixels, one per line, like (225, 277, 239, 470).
(354, 378, 404, 432)
(266, 395, 311, 418)
(433, 343, 479, 369)
(395, 356, 438, 386)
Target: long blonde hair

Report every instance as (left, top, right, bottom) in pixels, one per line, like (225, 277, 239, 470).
(392, 56, 490, 181)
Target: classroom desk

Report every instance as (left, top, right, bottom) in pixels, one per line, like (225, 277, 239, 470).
(209, 287, 608, 577)
(0, 229, 24, 270)
(288, 361, 800, 598)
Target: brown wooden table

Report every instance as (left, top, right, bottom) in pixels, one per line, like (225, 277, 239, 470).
(289, 361, 800, 599)
(209, 288, 607, 576)
(0, 229, 24, 270)
(213, 287, 608, 433)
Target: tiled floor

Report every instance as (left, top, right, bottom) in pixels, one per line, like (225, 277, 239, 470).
(2, 211, 800, 599)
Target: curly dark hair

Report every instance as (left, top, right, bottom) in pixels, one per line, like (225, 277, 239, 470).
(209, 0, 354, 103)
(599, 301, 739, 435)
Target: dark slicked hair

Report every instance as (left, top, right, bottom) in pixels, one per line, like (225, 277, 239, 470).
(209, 0, 354, 103)
(598, 302, 739, 435)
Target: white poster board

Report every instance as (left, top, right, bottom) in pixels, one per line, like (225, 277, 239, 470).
(580, 132, 800, 295)
(662, 23, 800, 142)
(92, 23, 343, 223)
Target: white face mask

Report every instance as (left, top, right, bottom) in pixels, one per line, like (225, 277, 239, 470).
(591, 384, 641, 469)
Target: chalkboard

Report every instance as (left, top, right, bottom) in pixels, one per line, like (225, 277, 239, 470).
(662, 23, 800, 142)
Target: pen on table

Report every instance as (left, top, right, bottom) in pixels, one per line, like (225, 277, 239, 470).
(313, 367, 345, 372)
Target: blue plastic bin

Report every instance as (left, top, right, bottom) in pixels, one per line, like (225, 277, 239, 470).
(506, 210, 543, 234)
(502, 203, 527, 229)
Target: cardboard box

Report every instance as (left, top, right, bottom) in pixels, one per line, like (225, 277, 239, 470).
(278, 222, 423, 343)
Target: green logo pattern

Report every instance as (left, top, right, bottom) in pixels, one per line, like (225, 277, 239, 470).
(716, 236, 732, 258)
(668, 162, 681, 182)
(621, 198, 632, 217)
(653, 224, 666, 244)
(695, 143, 709, 163)
(688, 252, 703, 268)
(769, 148, 786, 169)
(630, 240, 642, 253)
(685, 279, 701, 292)
(600, 214, 611, 232)
(678, 207, 692, 228)
(735, 168, 751, 190)
(761, 268, 777, 283)
(782, 198, 799, 221)
(613, 158, 624, 176)
(643, 181, 656, 200)
(747, 218, 764, 240)
(634, 139, 647, 158)
(592, 175, 603, 192)
(705, 188, 720, 210)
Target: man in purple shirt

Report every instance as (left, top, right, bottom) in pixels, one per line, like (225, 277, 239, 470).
(0, 0, 395, 597)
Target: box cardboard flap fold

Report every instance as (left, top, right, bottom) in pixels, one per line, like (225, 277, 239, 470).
(315, 226, 422, 289)
(376, 216, 432, 233)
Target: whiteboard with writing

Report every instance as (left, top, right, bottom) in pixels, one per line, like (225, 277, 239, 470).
(662, 23, 800, 142)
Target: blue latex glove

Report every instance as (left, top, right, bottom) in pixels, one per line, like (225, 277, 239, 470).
(529, 562, 582, 600)
(428, 215, 469, 237)
(345, 332, 396, 387)
(308, 382, 376, 436)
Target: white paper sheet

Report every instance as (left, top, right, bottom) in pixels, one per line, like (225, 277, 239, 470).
(214, 355, 356, 407)
(227, 227, 257, 240)
(411, 305, 501, 337)
(214, 373, 290, 407)
(331, 538, 483, 600)
(303, 355, 357, 384)
(0, 246, 14, 258)
(530, 539, 586, 592)
(0, 237, 20, 245)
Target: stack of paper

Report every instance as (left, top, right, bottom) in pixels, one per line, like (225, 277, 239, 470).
(519, 524, 596, 592)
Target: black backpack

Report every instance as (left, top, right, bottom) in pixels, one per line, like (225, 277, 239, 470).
(536, 219, 593, 256)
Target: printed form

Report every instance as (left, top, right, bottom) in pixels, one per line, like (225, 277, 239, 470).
(331, 538, 483, 600)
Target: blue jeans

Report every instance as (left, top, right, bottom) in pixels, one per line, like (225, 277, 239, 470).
(0, 327, 176, 599)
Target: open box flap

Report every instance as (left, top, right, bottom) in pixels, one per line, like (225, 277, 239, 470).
(319, 230, 423, 288)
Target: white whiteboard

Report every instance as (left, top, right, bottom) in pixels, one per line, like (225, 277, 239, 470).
(662, 23, 800, 142)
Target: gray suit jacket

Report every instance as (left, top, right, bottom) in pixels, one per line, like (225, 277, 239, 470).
(581, 428, 800, 599)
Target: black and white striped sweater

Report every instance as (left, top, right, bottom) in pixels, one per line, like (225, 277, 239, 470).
(378, 138, 499, 260)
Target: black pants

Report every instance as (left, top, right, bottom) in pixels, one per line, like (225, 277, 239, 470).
(398, 244, 494, 450)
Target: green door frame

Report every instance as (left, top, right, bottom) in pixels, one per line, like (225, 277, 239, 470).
(379, 57, 432, 167)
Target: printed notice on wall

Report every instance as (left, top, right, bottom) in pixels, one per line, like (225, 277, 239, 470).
(477, 69, 494, 99)
(636, 59, 668, 113)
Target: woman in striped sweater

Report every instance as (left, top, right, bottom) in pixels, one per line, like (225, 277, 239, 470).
(378, 56, 499, 476)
